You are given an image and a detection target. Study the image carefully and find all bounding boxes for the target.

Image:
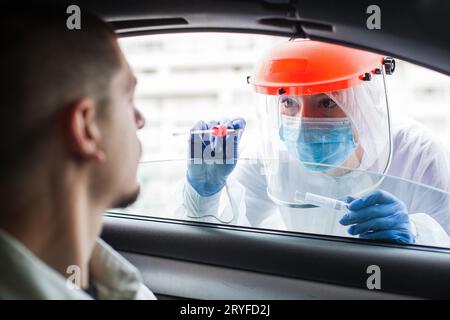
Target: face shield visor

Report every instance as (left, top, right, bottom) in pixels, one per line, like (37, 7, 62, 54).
(254, 70, 392, 208)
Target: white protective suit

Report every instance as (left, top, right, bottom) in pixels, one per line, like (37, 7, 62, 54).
(181, 119, 450, 248)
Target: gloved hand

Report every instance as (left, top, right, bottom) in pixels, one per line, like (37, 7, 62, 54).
(187, 118, 246, 197)
(339, 190, 416, 244)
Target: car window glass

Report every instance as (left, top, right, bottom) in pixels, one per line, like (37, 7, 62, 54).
(110, 33, 450, 249)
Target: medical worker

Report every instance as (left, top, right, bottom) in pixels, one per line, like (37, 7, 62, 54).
(181, 40, 450, 247)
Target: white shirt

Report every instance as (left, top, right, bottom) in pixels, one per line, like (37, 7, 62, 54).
(0, 229, 156, 300)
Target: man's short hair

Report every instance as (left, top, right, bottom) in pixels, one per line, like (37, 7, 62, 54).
(0, 5, 121, 176)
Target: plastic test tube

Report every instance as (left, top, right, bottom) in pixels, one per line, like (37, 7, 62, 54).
(172, 125, 239, 137)
(295, 191, 348, 211)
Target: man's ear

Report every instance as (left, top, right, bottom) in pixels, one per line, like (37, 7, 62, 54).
(64, 99, 106, 162)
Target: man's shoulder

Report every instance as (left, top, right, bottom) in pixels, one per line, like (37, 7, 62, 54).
(392, 119, 445, 153)
(390, 119, 450, 188)
(0, 229, 89, 300)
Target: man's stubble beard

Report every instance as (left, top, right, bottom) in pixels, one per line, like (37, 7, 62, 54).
(112, 184, 141, 209)
(112, 140, 143, 209)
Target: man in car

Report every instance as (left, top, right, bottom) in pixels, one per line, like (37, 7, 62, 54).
(0, 6, 155, 299)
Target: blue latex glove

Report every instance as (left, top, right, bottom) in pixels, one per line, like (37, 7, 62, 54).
(339, 190, 416, 244)
(187, 118, 246, 197)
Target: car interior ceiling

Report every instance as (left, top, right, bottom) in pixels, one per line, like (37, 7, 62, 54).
(36, 0, 450, 75)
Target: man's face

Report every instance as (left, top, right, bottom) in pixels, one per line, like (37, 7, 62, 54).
(95, 50, 145, 209)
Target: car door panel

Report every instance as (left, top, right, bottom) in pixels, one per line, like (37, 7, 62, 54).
(102, 214, 450, 299)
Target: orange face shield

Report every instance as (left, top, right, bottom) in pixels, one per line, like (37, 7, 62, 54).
(250, 39, 387, 96)
(249, 39, 394, 206)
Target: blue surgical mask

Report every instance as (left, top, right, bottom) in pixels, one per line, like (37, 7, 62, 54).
(280, 116, 357, 171)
